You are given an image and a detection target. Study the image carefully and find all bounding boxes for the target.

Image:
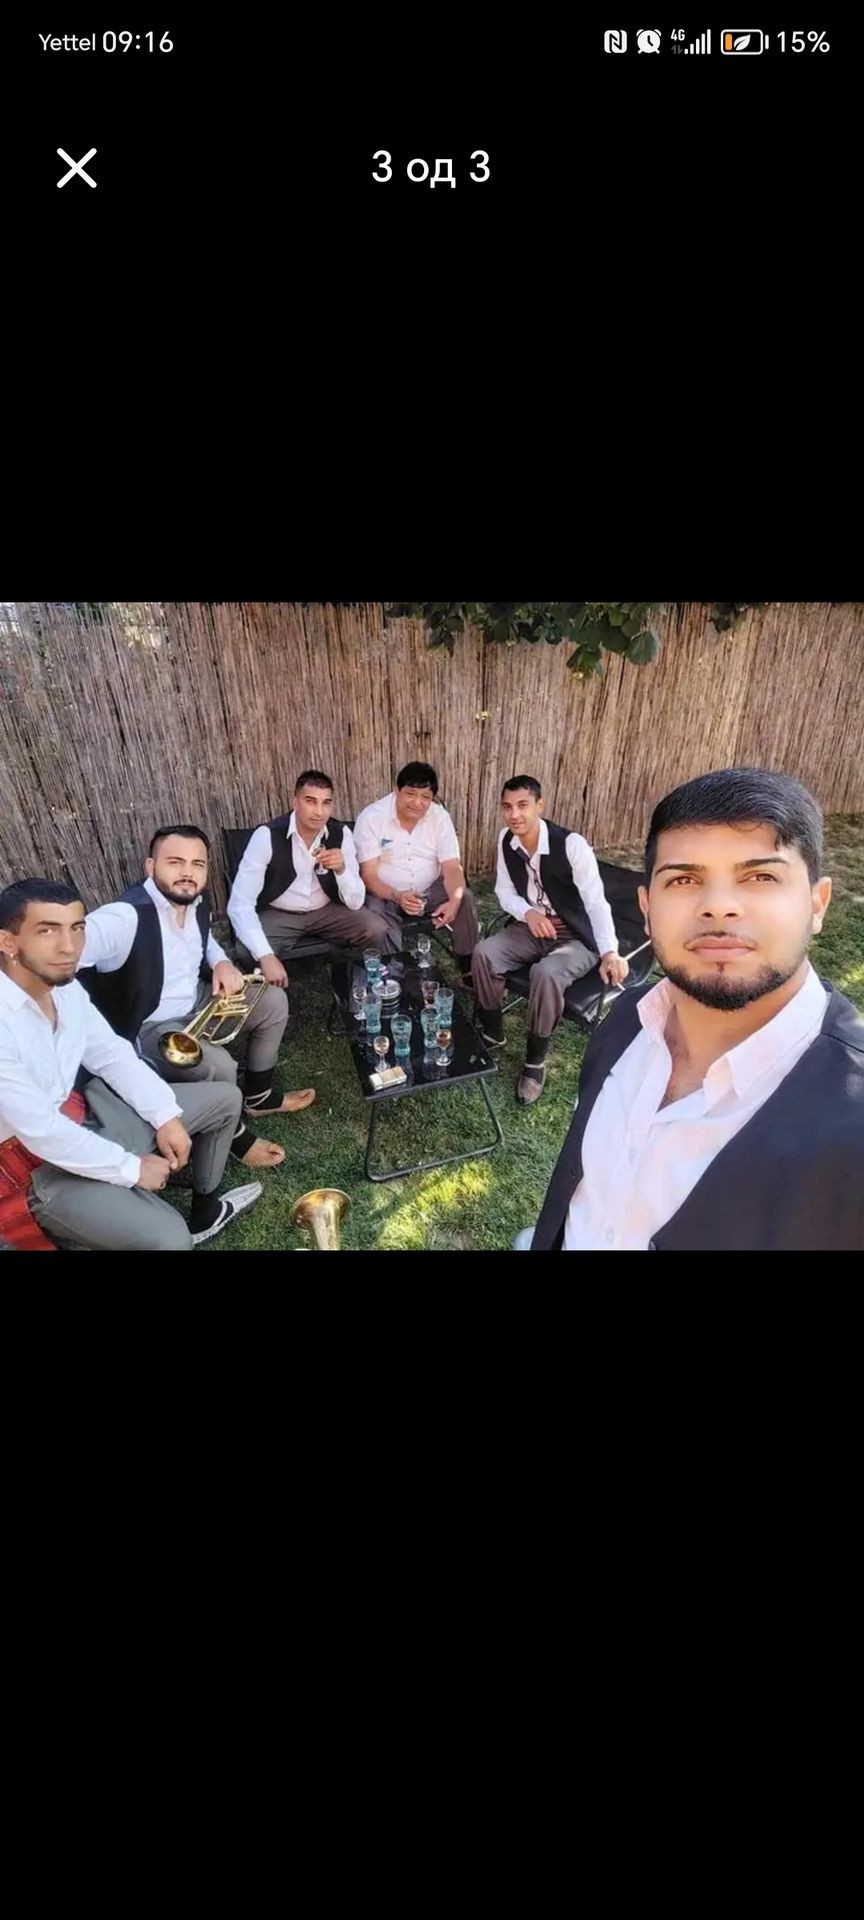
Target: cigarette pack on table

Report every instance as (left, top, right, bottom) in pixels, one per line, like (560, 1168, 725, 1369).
(370, 1065, 407, 1090)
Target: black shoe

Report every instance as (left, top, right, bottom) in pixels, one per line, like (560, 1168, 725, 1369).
(190, 1183, 262, 1245)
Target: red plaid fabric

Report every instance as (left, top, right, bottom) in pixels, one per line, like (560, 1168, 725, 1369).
(0, 1091, 87, 1251)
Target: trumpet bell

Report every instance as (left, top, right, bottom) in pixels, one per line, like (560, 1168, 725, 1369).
(290, 1188, 351, 1250)
(158, 1029, 203, 1068)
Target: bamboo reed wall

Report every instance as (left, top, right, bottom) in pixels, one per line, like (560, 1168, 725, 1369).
(1, 601, 862, 911)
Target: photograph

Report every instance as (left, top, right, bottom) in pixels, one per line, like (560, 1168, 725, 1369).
(2, 599, 862, 1254)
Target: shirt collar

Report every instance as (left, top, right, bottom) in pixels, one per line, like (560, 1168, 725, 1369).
(0, 967, 31, 1014)
(510, 819, 549, 860)
(0, 965, 70, 1024)
(637, 964, 827, 1104)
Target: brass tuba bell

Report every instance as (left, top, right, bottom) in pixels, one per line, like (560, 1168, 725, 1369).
(290, 1188, 351, 1250)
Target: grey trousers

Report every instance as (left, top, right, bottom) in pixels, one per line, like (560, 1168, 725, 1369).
(472, 922, 596, 1037)
(366, 875, 480, 958)
(27, 1075, 242, 1252)
(255, 900, 390, 960)
(139, 979, 288, 1082)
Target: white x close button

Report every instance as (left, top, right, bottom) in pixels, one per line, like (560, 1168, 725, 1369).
(57, 148, 97, 189)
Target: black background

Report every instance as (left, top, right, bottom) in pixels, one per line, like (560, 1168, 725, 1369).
(2, 15, 860, 585)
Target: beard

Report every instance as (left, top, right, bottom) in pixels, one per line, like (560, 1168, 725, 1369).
(152, 877, 198, 905)
(11, 955, 77, 986)
(655, 932, 813, 1011)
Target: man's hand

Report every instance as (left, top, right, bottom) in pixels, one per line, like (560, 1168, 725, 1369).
(155, 1118, 192, 1170)
(316, 847, 345, 874)
(259, 953, 288, 988)
(211, 960, 245, 998)
(431, 897, 459, 929)
(525, 908, 559, 941)
(136, 1153, 172, 1192)
(396, 891, 427, 916)
(599, 951, 630, 987)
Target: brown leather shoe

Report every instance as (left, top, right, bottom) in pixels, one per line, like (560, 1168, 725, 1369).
(516, 1063, 547, 1105)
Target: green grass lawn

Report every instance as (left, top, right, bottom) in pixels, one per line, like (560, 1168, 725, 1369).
(179, 816, 864, 1252)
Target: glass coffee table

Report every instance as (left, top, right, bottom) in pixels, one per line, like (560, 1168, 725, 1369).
(345, 969, 503, 1182)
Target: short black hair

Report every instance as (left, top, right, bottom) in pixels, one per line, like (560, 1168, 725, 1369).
(644, 768, 824, 885)
(295, 770, 334, 794)
(149, 825, 211, 857)
(0, 878, 83, 933)
(396, 762, 438, 794)
(502, 775, 542, 801)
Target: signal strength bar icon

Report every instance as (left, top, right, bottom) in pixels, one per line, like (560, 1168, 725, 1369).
(684, 29, 711, 53)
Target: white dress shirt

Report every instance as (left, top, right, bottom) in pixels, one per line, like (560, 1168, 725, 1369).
(80, 874, 228, 1028)
(227, 816, 365, 961)
(354, 792, 462, 895)
(565, 963, 829, 1250)
(0, 968, 181, 1187)
(495, 822, 618, 955)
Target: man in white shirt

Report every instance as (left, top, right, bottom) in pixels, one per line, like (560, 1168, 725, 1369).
(472, 777, 629, 1104)
(227, 772, 389, 991)
(525, 768, 864, 1252)
(0, 879, 262, 1251)
(354, 762, 480, 980)
(79, 825, 315, 1163)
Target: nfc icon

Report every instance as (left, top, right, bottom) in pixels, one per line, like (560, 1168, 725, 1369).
(604, 30, 628, 53)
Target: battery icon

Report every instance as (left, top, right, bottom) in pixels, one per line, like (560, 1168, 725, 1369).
(721, 29, 766, 54)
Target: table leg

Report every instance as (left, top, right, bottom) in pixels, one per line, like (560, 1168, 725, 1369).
(363, 1077, 503, 1183)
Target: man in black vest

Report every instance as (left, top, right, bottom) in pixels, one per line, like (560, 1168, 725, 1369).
(526, 768, 864, 1251)
(226, 771, 389, 986)
(472, 777, 629, 1104)
(79, 825, 315, 1169)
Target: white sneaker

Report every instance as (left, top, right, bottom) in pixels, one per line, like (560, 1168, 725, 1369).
(190, 1183, 262, 1246)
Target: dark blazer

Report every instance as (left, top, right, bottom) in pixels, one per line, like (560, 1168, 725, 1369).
(531, 978, 864, 1251)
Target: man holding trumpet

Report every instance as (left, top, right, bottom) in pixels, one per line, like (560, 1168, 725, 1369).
(78, 826, 315, 1173)
(0, 877, 261, 1250)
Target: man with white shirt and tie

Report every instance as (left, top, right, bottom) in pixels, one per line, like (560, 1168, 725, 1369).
(353, 762, 480, 980)
(471, 777, 629, 1104)
(79, 825, 315, 1159)
(526, 769, 864, 1252)
(0, 878, 262, 1251)
(227, 771, 389, 994)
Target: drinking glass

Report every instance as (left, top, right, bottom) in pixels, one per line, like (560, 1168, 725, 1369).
(365, 996, 382, 1036)
(417, 933, 432, 969)
(434, 986, 454, 1024)
(421, 1007, 439, 1049)
(372, 1034, 390, 1066)
(391, 1014, 412, 1058)
(363, 949, 382, 982)
(435, 1025, 452, 1066)
(352, 979, 370, 1022)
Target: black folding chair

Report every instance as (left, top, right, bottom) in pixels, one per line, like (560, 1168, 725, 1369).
(484, 860, 656, 1036)
(221, 824, 359, 1035)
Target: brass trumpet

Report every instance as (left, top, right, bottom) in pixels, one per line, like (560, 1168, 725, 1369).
(290, 1188, 351, 1250)
(158, 972, 269, 1069)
